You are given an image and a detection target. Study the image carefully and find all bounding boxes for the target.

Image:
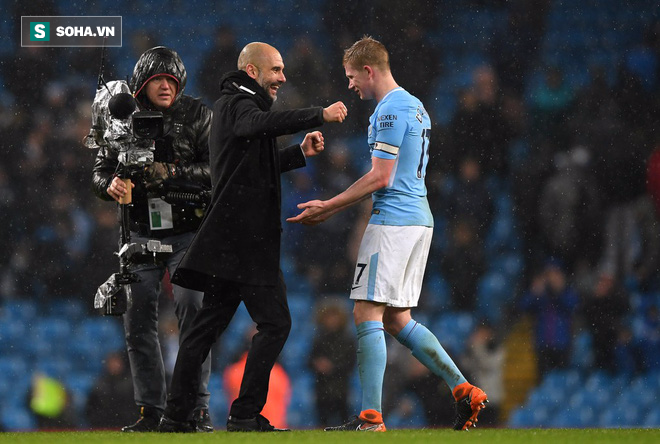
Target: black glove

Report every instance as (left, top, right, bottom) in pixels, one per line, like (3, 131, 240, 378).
(144, 162, 177, 188)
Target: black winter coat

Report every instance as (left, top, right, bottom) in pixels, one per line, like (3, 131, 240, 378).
(91, 95, 212, 235)
(91, 46, 211, 236)
(171, 70, 325, 289)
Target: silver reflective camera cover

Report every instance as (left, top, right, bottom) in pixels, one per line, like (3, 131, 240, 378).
(84, 80, 134, 150)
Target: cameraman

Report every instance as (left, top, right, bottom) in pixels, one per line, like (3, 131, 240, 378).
(91, 46, 213, 432)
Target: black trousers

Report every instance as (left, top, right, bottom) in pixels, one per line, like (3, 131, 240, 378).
(165, 273, 291, 421)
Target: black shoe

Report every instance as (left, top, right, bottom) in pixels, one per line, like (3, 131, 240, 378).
(157, 415, 197, 433)
(226, 414, 290, 432)
(193, 408, 214, 432)
(452, 385, 488, 431)
(121, 406, 162, 432)
(324, 411, 386, 431)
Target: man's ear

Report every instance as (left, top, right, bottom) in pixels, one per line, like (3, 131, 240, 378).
(364, 65, 374, 79)
(246, 63, 259, 80)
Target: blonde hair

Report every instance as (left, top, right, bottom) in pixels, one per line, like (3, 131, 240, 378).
(343, 36, 390, 71)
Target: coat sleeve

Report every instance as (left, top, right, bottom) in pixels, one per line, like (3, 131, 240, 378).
(177, 103, 212, 187)
(231, 97, 324, 139)
(280, 144, 306, 173)
(91, 146, 118, 201)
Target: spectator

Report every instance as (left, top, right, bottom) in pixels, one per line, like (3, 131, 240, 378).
(581, 273, 629, 372)
(489, 0, 550, 95)
(308, 300, 356, 427)
(537, 145, 601, 273)
(448, 66, 512, 176)
(441, 218, 486, 312)
(528, 66, 574, 146)
(460, 323, 504, 427)
(294, 142, 362, 295)
(197, 27, 240, 104)
(28, 373, 76, 430)
(444, 156, 494, 238)
(596, 194, 660, 289)
(632, 305, 660, 372)
(85, 352, 135, 429)
(519, 258, 579, 374)
(383, 341, 454, 427)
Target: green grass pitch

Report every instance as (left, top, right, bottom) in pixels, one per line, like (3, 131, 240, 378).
(0, 429, 659, 444)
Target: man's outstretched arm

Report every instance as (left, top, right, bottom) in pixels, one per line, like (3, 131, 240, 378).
(287, 156, 395, 225)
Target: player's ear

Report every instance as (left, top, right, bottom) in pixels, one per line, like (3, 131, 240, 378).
(246, 63, 259, 79)
(364, 65, 374, 78)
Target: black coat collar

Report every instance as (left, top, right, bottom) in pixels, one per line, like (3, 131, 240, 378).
(220, 70, 273, 110)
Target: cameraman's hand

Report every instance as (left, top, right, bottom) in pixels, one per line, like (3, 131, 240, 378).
(107, 176, 134, 202)
(144, 162, 175, 189)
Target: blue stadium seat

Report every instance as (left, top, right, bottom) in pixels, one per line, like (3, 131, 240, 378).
(484, 213, 520, 256)
(585, 371, 618, 393)
(1, 406, 36, 431)
(516, 403, 553, 427)
(35, 357, 74, 380)
(527, 386, 563, 413)
(1, 300, 38, 322)
(616, 387, 655, 411)
(643, 408, 660, 427)
(542, 369, 582, 394)
(508, 407, 535, 428)
(568, 390, 592, 411)
(646, 370, 660, 392)
(0, 355, 29, 379)
(280, 334, 312, 374)
(48, 299, 86, 322)
(76, 318, 125, 351)
(208, 376, 229, 424)
(386, 396, 426, 429)
(599, 404, 642, 427)
(488, 252, 524, 281)
(28, 317, 75, 355)
(287, 371, 316, 428)
(422, 272, 451, 311)
(65, 371, 97, 415)
(476, 272, 511, 323)
(429, 312, 474, 354)
(0, 369, 31, 408)
(0, 318, 27, 353)
(549, 406, 596, 428)
(570, 331, 594, 368)
(216, 304, 254, 369)
(68, 335, 108, 373)
(287, 293, 313, 323)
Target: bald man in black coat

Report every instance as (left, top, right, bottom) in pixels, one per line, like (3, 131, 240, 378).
(159, 42, 347, 432)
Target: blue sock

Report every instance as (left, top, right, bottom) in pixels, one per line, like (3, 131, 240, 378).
(396, 319, 467, 390)
(356, 321, 386, 413)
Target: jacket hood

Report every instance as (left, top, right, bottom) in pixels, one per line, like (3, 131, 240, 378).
(130, 46, 187, 109)
(219, 70, 273, 109)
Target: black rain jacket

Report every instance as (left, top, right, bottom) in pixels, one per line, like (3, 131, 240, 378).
(91, 47, 212, 236)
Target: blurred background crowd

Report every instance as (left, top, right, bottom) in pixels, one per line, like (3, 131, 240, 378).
(1, 0, 660, 431)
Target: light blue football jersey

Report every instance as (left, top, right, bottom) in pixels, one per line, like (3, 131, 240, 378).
(367, 87, 433, 227)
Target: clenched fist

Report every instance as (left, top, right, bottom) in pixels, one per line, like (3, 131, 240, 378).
(323, 101, 348, 123)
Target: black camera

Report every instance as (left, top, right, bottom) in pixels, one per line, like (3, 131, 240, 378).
(133, 110, 164, 139)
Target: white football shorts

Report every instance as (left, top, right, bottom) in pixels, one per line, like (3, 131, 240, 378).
(349, 224, 433, 308)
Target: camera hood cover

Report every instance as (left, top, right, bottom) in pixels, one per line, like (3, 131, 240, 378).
(85, 80, 135, 150)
